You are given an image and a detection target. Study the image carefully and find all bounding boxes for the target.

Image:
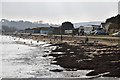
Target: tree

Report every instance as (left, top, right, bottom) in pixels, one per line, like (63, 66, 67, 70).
(60, 21, 74, 34)
(61, 22, 74, 30)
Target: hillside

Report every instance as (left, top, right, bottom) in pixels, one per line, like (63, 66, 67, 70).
(1, 19, 51, 30)
(105, 14, 120, 30)
(1, 19, 103, 30)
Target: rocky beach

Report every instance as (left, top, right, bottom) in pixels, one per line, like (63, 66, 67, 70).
(5, 33, 120, 79)
(47, 42, 120, 78)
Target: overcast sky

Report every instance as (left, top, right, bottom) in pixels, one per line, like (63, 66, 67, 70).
(2, 1, 119, 24)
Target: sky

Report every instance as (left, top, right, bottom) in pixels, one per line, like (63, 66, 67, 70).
(1, 0, 119, 24)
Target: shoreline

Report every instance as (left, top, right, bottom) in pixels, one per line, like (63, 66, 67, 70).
(1, 35, 91, 78)
(2, 33, 120, 78)
(3, 33, 120, 46)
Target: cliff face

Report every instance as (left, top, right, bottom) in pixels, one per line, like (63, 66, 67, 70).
(105, 15, 120, 31)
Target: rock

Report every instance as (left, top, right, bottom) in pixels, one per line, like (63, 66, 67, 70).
(103, 68, 120, 77)
(42, 54, 48, 57)
(50, 69, 63, 72)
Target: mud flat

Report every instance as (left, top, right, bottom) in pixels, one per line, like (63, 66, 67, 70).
(47, 42, 120, 78)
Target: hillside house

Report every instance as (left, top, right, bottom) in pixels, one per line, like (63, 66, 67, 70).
(39, 27, 54, 35)
(25, 28, 34, 33)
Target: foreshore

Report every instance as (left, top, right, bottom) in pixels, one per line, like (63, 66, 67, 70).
(4, 33, 120, 78)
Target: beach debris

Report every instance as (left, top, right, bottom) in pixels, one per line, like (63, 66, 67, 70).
(24, 42, 26, 44)
(37, 40, 39, 43)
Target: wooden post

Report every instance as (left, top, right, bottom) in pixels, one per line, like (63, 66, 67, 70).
(60, 26, 63, 41)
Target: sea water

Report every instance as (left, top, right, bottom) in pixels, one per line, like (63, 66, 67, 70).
(1, 35, 90, 78)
